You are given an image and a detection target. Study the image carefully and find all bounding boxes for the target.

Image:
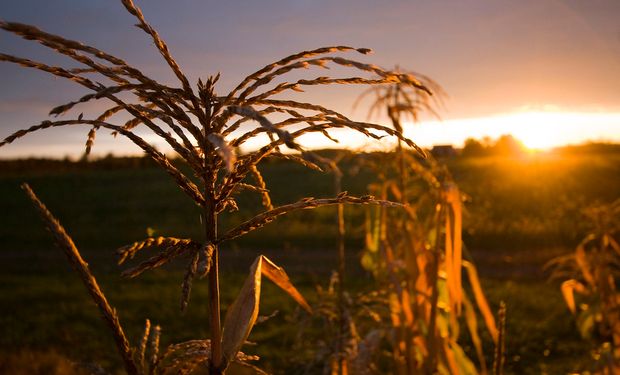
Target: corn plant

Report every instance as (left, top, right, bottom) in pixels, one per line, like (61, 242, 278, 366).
(0, 1, 437, 373)
(354, 66, 444, 200)
(547, 199, 620, 374)
(360, 153, 498, 374)
(354, 74, 497, 374)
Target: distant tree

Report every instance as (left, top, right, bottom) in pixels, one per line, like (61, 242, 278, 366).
(491, 134, 525, 156)
(461, 137, 487, 157)
(462, 135, 526, 157)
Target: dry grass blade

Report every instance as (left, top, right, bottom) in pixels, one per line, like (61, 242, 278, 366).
(228, 114, 325, 148)
(229, 106, 298, 149)
(236, 56, 430, 103)
(224, 45, 372, 103)
(321, 116, 425, 156)
(21, 183, 138, 375)
(49, 84, 141, 117)
(217, 195, 402, 243)
(117, 236, 198, 265)
(0, 21, 125, 65)
(251, 98, 348, 120)
(121, 241, 201, 278)
(0, 53, 97, 89)
(1, 20, 205, 167)
(269, 152, 323, 172)
(0, 20, 162, 88)
(221, 255, 311, 368)
(246, 75, 396, 103)
(119, 0, 209, 127)
(120, 0, 192, 93)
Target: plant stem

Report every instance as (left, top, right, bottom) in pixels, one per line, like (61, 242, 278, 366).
(396, 139, 406, 203)
(335, 168, 346, 375)
(426, 202, 443, 374)
(204, 174, 223, 374)
(492, 302, 506, 375)
(208, 247, 223, 374)
(388, 105, 407, 204)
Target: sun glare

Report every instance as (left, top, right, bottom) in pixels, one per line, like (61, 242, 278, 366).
(403, 110, 620, 151)
(498, 112, 572, 150)
(494, 111, 620, 150)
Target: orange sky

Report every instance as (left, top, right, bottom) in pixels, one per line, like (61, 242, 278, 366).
(0, 0, 619, 157)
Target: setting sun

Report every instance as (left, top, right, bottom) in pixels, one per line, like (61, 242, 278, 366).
(502, 112, 569, 149)
(491, 111, 620, 150)
(2, 1, 620, 373)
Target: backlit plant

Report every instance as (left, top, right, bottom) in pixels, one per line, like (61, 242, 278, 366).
(0, 0, 436, 373)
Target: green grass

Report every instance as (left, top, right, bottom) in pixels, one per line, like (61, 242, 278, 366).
(1, 147, 618, 373)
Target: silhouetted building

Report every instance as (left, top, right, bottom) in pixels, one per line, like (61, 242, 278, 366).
(431, 145, 457, 158)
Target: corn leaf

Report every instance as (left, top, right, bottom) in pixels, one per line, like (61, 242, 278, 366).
(221, 255, 311, 367)
(463, 260, 499, 343)
(260, 256, 312, 313)
(561, 279, 587, 314)
(444, 185, 463, 316)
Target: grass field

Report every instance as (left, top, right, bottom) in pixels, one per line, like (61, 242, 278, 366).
(1, 146, 619, 374)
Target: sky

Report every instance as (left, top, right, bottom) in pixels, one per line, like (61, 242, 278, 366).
(0, 0, 619, 157)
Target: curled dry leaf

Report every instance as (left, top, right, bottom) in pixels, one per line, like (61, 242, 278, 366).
(207, 133, 236, 172)
(561, 279, 588, 314)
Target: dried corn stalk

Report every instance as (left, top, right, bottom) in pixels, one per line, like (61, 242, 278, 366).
(1, 1, 438, 373)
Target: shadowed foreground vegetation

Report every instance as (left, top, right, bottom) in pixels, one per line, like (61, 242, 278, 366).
(1, 144, 619, 374)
